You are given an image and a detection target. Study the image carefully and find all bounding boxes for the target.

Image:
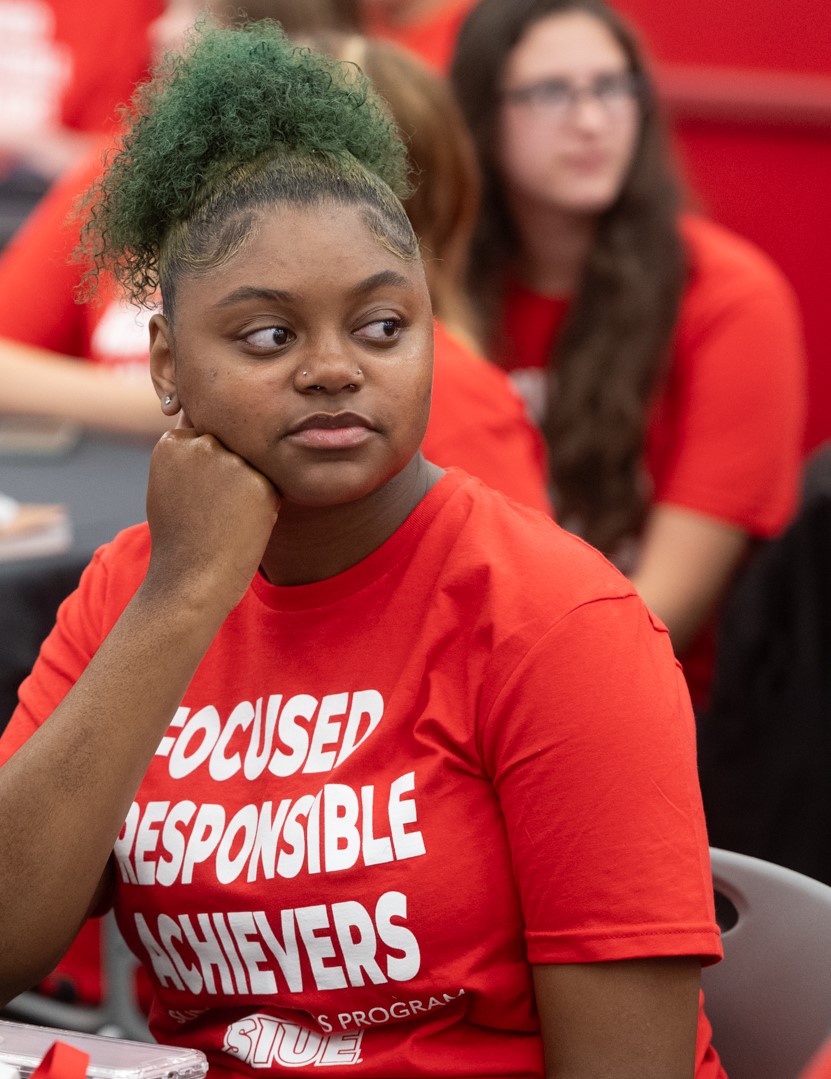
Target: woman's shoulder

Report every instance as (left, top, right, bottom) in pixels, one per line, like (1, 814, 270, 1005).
(675, 213, 803, 354)
(680, 213, 796, 298)
(432, 474, 668, 691)
(442, 471, 638, 613)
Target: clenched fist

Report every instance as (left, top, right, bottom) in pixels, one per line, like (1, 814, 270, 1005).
(143, 427, 280, 623)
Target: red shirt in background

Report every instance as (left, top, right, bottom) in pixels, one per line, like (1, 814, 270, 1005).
(426, 321, 550, 514)
(361, 0, 476, 73)
(0, 0, 160, 170)
(803, 1040, 831, 1079)
(0, 138, 154, 369)
(49, 0, 162, 133)
(499, 214, 807, 705)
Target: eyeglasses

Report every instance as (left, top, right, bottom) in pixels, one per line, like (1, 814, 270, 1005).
(501, 71, 642, 119)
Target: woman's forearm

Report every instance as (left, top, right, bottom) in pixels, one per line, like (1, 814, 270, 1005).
(629, 504, 748, 655)
(0, 337, 168, 438)
(0, 585, 223, 1003)
(0, 426, 280, 1003)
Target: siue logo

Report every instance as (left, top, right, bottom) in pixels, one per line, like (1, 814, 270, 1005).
(223, 1014, 363, 1068)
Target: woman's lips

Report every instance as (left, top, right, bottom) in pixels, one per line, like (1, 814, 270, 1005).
(285, 412, 375, 450)
(565, 151, 611, 173)
(288, 426, 374, 449)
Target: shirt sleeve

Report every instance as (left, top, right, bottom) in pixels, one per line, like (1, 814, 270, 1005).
(649, 250, 806, 537)
(479, 593, 722, 966)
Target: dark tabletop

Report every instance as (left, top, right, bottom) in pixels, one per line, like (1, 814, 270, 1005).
(0, 432, 154, 731)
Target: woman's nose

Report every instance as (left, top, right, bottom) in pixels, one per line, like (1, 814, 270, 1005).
(293, 346, 365, 394)
(568, 92, 609, 131)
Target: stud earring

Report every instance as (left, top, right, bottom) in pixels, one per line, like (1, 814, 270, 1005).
(163, 395, 173, 406)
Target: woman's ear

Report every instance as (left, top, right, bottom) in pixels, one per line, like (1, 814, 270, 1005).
(149, 312, 180, 418)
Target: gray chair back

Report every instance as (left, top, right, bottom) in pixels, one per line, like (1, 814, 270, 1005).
(703, 847, 831, 1079)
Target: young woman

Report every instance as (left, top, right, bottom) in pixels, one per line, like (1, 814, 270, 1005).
(0, 22, 724, 1077)
(451, 0, 806, 708)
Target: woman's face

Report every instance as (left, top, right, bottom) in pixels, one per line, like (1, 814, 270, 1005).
(496, 10, 640, 218)
(152, 200, 434, 508)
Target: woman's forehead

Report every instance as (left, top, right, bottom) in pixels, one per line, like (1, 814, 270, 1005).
(251, 202, 421, 271)
(506, 11, 628, 80)
(177, 200, 428, 307)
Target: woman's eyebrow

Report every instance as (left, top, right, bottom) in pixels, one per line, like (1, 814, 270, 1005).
(348, 269, 414, 296)
(213, 271, 413, 310)
(213, 285, 294, 308)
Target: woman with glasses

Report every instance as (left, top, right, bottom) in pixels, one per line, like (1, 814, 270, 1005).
(451, 0, 806, 710)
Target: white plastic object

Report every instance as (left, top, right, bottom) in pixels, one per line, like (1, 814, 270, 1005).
(0, 1020, 207, 1079)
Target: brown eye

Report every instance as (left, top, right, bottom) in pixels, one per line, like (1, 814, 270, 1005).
(357, 318, 402, 342)
(245, 326, 294, 349)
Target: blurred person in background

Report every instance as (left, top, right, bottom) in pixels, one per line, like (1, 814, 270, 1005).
(0, 5, 550, 507)
(152, 0, 360, 43)
(451, 0, 806, 709)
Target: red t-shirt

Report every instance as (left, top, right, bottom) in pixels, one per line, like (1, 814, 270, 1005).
(500, 214, 807, 704)
(361, 0, 475, 73)
(426, 322, 550, 513)
(803, 1039, 831, 1079)
(0, 147, 552, 514)
(0, 0, 160, 142)
(0, 139, 154, 372)
(1, 470, 724, 1077)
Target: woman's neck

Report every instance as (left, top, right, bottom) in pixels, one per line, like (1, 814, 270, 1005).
(507, 196, 597, 297)
(259, 454, 443, 587)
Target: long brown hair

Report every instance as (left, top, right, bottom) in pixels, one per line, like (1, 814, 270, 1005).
(306, 31, 482, 347)
(451, 0, 686, 552)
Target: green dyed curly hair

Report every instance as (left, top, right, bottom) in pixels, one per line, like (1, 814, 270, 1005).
(79, 19, 417, 312)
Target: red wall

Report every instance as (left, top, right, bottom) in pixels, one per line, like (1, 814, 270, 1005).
(615, 0, 829, 73)
(615, 0, 831, 451)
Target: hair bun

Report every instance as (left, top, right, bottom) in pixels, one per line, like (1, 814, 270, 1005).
(79, 20, 409, 301)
